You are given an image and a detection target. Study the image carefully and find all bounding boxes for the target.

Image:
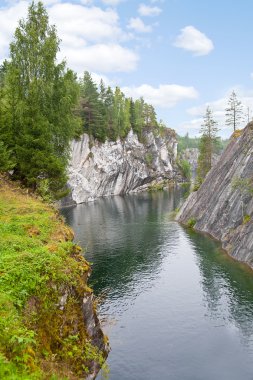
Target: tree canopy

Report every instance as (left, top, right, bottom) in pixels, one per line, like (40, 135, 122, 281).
(77, 71, 158, 143)
(0, 1, 80, 198)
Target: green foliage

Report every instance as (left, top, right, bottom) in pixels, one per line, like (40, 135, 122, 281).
(197, 106, 219, 183)
(77, 73, 159, 143)
(232, 176, 253, 196)
(225, 90, 244, 132)
(148, 181, 165, 192)
(0, 2, 80, 198)
(177, 133, 200, 153)
(145, 152, 153, 167)
(177, 133, 228, 155)
(177, 159, 191, 180)
(243, 214, 251, 224)
(187, 218, 196, 228)
(192, 182, 201, 191)
(0, 179, 106, 379)
(0, 141, 14, 171)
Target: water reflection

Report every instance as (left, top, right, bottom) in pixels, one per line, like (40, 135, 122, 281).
(187, 229, 253, 345)
(63, 188, 182, 296)
(62, 188, 253, 380)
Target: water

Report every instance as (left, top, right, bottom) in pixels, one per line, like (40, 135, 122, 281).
(62, 189, 253, 380)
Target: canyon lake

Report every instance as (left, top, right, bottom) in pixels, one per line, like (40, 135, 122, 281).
(62, 188, 253, 380)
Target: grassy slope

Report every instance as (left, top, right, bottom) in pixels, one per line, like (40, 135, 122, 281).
(0, 175, 104, 379)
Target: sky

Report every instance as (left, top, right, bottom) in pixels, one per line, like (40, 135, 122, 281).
(1, 0, 253, 138)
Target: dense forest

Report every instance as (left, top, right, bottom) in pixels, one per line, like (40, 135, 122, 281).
(177, 132, 228, 154)
(0, 1, 232, 200)
(78, 71, 161, 142)
(0, 1, 167, 199)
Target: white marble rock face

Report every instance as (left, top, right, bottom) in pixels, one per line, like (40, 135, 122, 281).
(67, 129, 178, 204)
(177, 122, 253, 268)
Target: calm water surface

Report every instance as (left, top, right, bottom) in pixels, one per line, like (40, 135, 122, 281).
(62, 189, 253, 380)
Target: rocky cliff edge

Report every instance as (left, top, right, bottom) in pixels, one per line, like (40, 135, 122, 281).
(177, 122, 253, 268)
(62, 128, 179, 206)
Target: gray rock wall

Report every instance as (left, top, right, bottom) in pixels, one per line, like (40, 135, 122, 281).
(66, 129, 179, 204)
(177, 123, 253, 268)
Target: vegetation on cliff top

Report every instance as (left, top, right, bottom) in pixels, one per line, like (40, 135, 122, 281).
(0, 175, 106, 379)
(0, 1, 174, 200)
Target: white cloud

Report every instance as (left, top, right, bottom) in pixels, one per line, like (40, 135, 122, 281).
(122, 84, 198, 108)
(180, 118, 203, 131)
(0, 1, 139, 74)
(90, 72, 113, 86)
(250, 73, 253, 79)
(49, 3, 123, 43)
(138, 3, 162, 17)
(80, 0, 93, 4)
(127, 17, 152, 33)
(60, 44, 138, 73)
(0, 1, 28, 57)
(183, 88, 253, 137)
(101, 0, 123, 6)
(174, 25, 214, 56)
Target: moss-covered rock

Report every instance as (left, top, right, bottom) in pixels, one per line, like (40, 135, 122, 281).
(0, 175, 109, 379)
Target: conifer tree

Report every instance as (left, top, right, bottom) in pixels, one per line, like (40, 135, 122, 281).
(4, 1, 80, 197)
(197, 106, 219, 183)
(129, 98, 137, 131)
(134, 97, 145, 139)
(104, 86, 114, 139)
(79, 71, 105, 141)
(225, 90, 243, 132)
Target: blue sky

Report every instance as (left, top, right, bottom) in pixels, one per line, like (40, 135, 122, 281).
(1, 0, 253, 137)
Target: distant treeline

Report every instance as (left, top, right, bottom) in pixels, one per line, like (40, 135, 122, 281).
(177, 133, 228, 154)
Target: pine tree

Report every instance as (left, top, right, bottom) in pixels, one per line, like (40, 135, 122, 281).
(112, 87, 125, 139)
(0, 141, 13, 172)
(3, 1, 80, 197)
(79, 71, 105, 141)
(225, 90, 243, 132)
(104, 86, 114, 139)
(134, 97, 145, 139)
(129, 98, 137, 131)
(143, 104, 157, 128)
(197, 106, 219, 183)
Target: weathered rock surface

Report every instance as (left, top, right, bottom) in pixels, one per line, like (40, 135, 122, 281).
(64, 128, 179, 205)
(177, 123, 253, 268)
(180, 147, 199, 178)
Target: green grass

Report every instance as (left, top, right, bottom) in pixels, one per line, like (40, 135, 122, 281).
(0, 176, 106, 379)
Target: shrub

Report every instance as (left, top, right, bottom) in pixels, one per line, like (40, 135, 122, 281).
(145, 152, 153, 167)
(187, 218, 196, 228)
(243, 214, 251, 224)
(177, 159, 191, 181)
(232, 177, 253, 196)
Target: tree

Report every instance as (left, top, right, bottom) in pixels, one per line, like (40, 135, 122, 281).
(225, 90, 243, 132)
(197, 106, 219, 183)
(79, 71, 105, 141)
(245, 106, 252, 124)
(0, 141, 13, 171)
(129, 98, 137, 131)
(3, 1, 80, 197)
(134, 97, 145, 139)
(143, 104, 157, 128)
